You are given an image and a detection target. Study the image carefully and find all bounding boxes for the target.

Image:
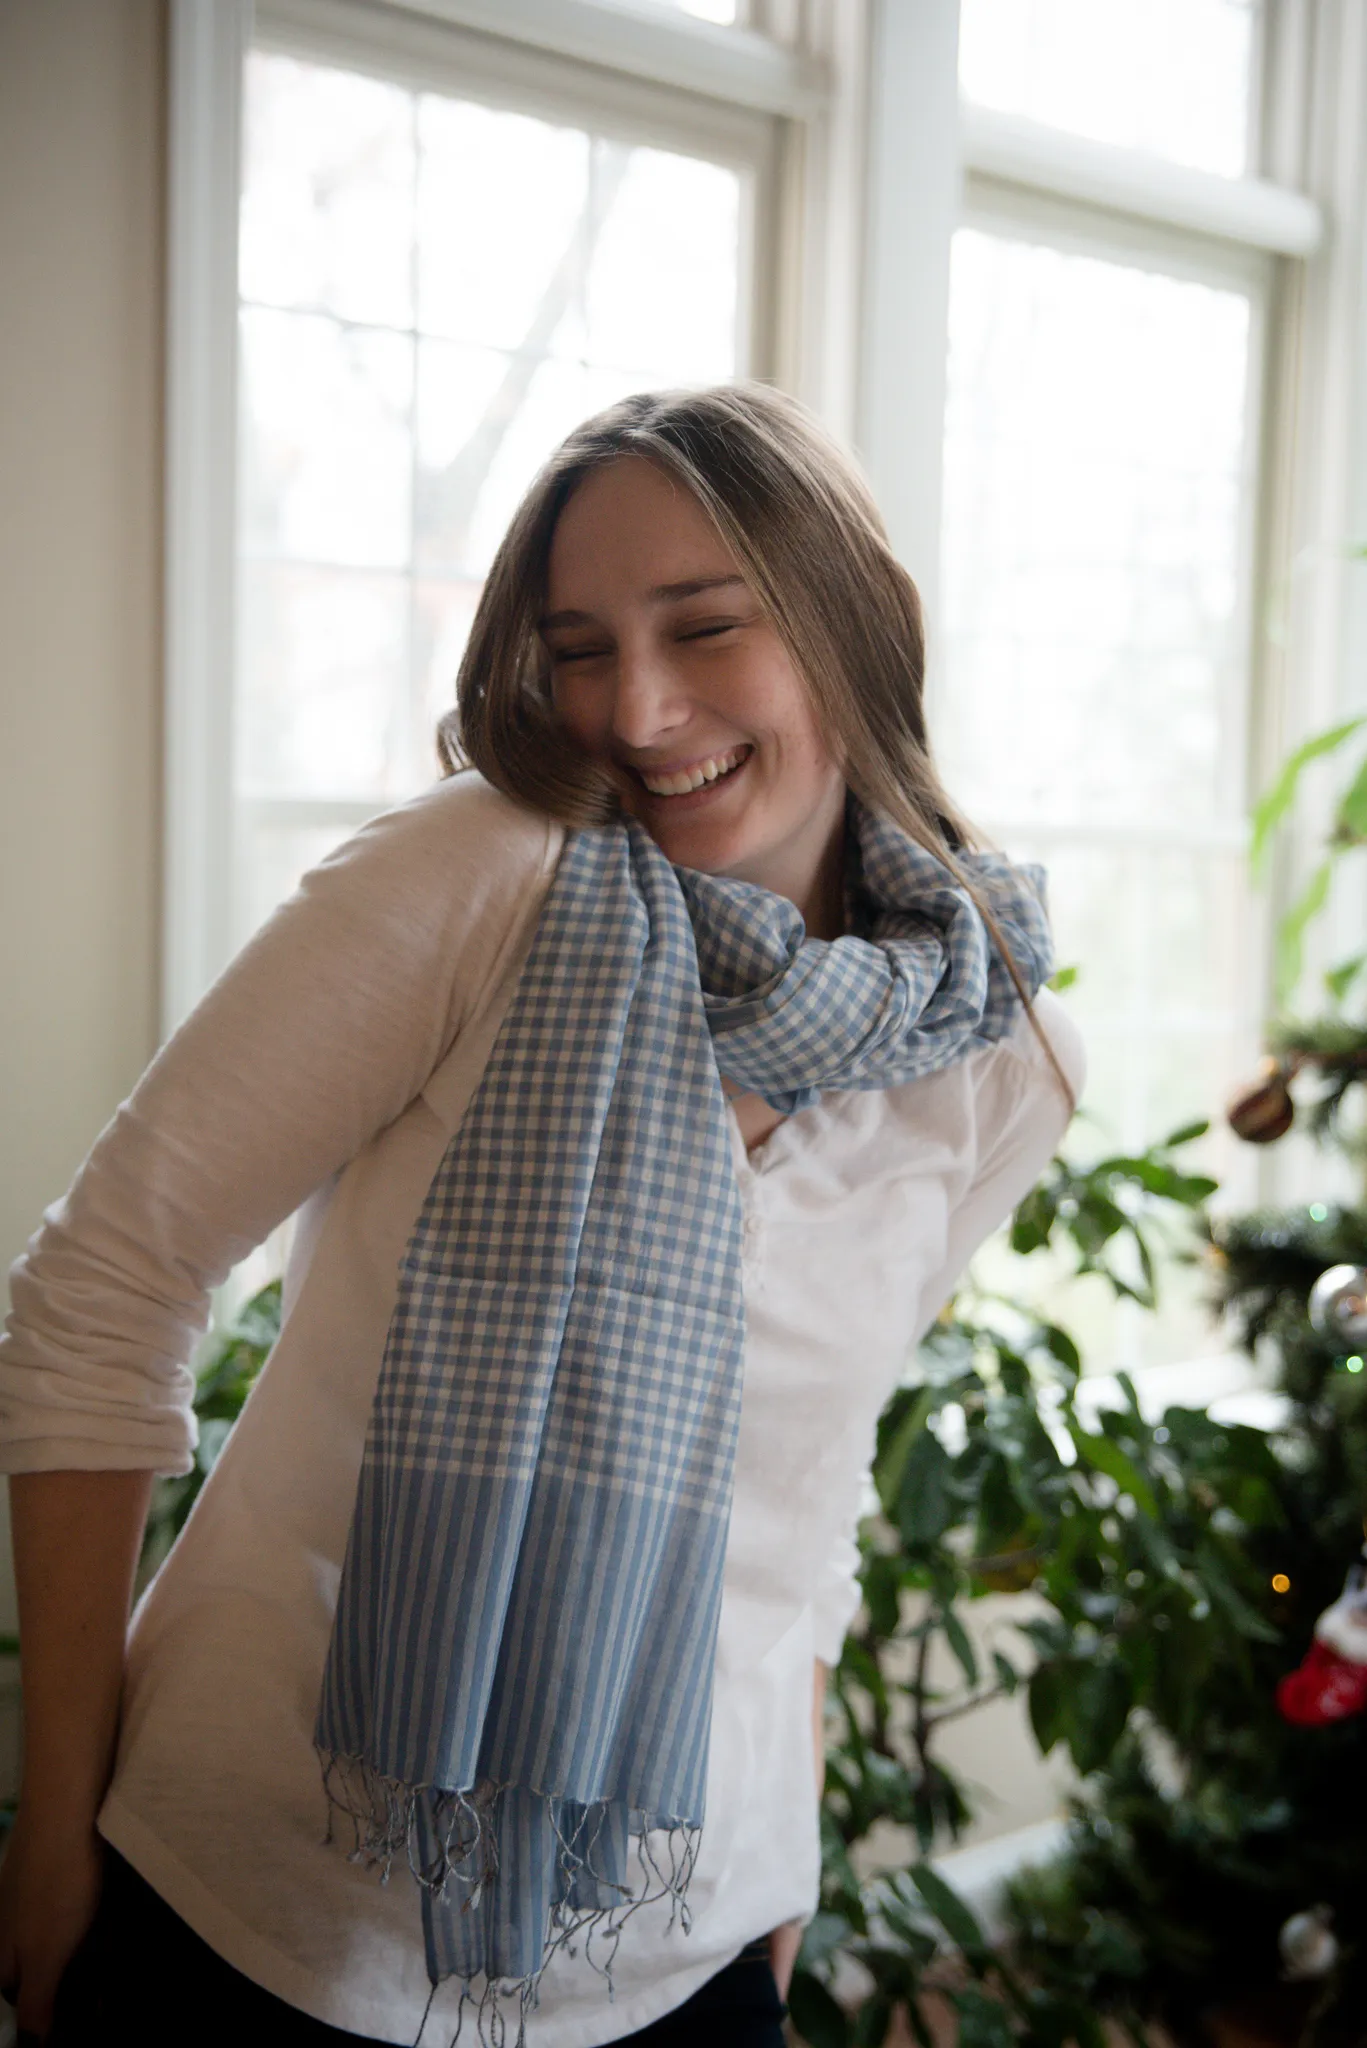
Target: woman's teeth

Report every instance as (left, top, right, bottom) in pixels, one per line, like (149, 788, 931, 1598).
(638, 747, 749, 797)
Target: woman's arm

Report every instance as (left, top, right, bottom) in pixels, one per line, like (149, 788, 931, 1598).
(0, 780, 558, 1483)
(0, 1469, 153, 2039)
(768, 1655, 827, 1998)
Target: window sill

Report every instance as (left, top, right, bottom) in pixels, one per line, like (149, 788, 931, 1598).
(1077, 1351, 1289, 1434)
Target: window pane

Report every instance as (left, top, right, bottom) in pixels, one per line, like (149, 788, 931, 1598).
(416, 101, 591, 354)
(937, 225, 1262, 1368)
(236, 48, 747, 945)
(584, 146, 739, 379)
(940, 234, 1252, 837)
(240, 309, 413, 569)
(238, 565, 408, 800)
(240, 56, 415, 325)
(959, 0, 1260, 178)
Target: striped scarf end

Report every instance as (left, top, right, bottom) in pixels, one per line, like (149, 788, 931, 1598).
(318, 1747, 499, 1898)
(430, 1826, 703, 2048)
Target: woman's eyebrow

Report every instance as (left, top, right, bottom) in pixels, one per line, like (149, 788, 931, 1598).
(539, 575, 747, 632)
(538, 607, 597, 630)
(647, 574, 747, 602)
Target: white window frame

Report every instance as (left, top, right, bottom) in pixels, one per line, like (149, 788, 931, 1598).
(162, 0, 869, 1031)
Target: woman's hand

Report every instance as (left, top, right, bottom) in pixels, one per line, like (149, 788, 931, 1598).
(0, 1470, 153, 2038)
(0, 1806, 104, 2038)
(766, 1917, 803, 1999)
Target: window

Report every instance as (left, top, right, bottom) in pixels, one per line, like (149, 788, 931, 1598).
(938, 225, 1264, 1163)
(232, 26, 769, 948)
(958, 0, 1260, 176)
(941, 0, 1278, 1366)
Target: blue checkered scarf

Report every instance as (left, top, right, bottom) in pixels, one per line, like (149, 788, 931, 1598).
(316, 800, 1050, 2022)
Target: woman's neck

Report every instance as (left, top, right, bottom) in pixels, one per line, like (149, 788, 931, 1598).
(722, 790, 849, 942)
(799, 812, 849, 941)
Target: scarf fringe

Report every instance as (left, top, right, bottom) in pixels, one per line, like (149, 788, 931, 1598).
(319, 1750, 702, 2048)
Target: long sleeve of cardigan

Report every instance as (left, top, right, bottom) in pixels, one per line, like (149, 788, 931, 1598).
(0, 777, 559, 1477)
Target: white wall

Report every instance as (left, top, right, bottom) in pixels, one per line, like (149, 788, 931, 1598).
(0, 0, 167, 1779)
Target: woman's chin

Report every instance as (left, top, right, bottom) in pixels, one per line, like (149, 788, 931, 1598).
(629, 793, 760, 871)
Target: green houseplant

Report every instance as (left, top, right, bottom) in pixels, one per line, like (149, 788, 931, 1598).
(789, 1124, 1234, 2048)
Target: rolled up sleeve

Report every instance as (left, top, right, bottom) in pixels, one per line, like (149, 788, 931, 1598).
(0, 777, 557, 1476)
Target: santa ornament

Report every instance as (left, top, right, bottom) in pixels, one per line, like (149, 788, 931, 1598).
(1277, 1545, 1367, 1726)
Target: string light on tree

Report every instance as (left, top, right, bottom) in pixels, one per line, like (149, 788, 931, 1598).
(1279, 1905, 1338, 1982)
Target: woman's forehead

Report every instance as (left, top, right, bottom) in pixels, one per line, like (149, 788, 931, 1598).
(546, 457, 741, 607)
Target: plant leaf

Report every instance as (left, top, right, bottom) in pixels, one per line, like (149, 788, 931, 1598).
(991, 1648, 1019, 1695)
(1337, 750, 1367, 840)
(1011, 1182, 1056, 1255)
(875, 1384, 937, 1515)
(1276, 858, 1334, 1002)
(1325, 952, 1367, 1005)
(940, 1604, 980, 1688)
(895, 1426, 957, 1548)
(1065, 1657, 1133, 1775)
(786, 1972, 851, 2048)
(1161, 1117, 1210, 1148)
(1040, 1322, 1081, 1378)
(1250, 716, 1366, 875)
(949, 1988, 1018, 2046)
(908, 1863, 989, 1959)
(1070, 1428, 1158, 1518)
(1028, 1660, 1069, 1754)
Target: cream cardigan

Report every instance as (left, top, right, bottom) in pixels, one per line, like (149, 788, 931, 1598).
(0, 774, 1082, 2046)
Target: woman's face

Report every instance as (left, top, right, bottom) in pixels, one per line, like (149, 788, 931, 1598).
(542, 455, 846, 903)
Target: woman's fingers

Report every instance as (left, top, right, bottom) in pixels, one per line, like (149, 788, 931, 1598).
(766, 1917, 803, 1998)
(0, 1815, 105, 2042)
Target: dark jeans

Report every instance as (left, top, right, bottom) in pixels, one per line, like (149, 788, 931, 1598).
(49, 1849, 788, 2047)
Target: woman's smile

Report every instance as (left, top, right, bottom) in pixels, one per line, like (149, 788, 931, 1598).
(630, 742, 753, 802)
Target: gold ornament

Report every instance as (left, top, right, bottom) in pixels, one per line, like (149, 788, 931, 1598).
(1226, 1058, 1295, 1144)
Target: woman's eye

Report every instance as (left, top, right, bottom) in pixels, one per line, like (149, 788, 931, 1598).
(549, 645, 607, 665)
(678, 621, 739, 643)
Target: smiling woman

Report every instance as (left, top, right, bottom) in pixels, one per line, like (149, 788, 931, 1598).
(0, 382, 1080, 2048)
(543, 457, 848, 933)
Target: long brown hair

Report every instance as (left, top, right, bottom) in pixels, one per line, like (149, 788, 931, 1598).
(439, 382, 1072, 1104)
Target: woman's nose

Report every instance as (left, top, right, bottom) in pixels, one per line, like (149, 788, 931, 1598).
(609, 647, 691, 752)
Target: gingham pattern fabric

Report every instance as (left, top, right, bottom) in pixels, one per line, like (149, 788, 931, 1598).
(316, 802, 1051, 2005)
(686, 804, 1052, 1111)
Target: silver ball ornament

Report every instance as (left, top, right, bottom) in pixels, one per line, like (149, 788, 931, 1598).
(1279, 1904, 1338, 1981)
(1307, 1264, 1367, 1347)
